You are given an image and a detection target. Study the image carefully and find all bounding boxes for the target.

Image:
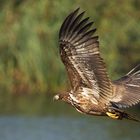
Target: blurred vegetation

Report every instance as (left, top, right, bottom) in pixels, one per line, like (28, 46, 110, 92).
(0, 0, 139, 114)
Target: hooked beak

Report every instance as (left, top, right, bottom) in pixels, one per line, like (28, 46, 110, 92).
(53, 94, 60, 101)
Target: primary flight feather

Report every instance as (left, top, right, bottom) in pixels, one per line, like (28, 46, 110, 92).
(54, 8, 140, 121)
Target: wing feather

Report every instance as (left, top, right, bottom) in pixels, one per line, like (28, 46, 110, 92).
(59, 9, 113, 103)
(112, 64, 140, 108)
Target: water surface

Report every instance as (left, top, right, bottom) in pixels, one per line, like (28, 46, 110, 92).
(0, 116, 139, 140)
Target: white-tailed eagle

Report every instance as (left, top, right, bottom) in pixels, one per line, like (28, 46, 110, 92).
(54, 8, 140, 121)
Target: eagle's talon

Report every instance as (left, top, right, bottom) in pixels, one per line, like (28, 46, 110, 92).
(106, 112, 120, 119)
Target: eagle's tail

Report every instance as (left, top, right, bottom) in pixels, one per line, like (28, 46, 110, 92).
(121, 112, 140, 122)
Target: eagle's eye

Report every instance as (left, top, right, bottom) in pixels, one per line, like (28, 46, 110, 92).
(53, 95, 60, 101)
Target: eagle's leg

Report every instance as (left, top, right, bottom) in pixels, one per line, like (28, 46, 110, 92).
(106, 112, 120, 119)
(106, 106, 140, 121)
(106, 106, 123, 119)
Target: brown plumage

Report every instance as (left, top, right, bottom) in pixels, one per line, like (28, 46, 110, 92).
(54, 8, 140, 121)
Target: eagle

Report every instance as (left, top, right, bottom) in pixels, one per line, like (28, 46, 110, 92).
(53, 8, 140, 121)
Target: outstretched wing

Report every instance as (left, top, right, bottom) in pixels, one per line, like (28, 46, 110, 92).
(59, 8, 113, 103)
(112, 64, 140, 108)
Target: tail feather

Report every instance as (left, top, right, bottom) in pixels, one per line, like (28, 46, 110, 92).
(122, 112, 140, 122)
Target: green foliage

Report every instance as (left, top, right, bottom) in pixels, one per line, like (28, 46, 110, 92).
(0, 0, 139, 97)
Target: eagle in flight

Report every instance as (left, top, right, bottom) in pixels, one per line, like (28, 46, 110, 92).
(53, 8, 140, 121)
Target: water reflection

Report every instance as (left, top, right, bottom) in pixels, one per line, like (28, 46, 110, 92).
(0, 116, 139, 140)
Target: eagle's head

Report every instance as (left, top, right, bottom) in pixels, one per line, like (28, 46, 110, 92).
(53, 93, 71, 103)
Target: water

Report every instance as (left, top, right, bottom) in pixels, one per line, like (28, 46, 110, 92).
(0, 116, 140, 140)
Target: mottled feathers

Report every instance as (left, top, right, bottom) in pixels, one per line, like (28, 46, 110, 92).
(58, 8, 140, 109)
(112, 64, 140, 108)
(59, 8, 113, 104)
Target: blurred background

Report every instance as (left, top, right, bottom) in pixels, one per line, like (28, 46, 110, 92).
(0, 0, 140, 140)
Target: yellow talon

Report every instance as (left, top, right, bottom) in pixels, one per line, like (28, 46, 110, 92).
(106, 112, 119, 119)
